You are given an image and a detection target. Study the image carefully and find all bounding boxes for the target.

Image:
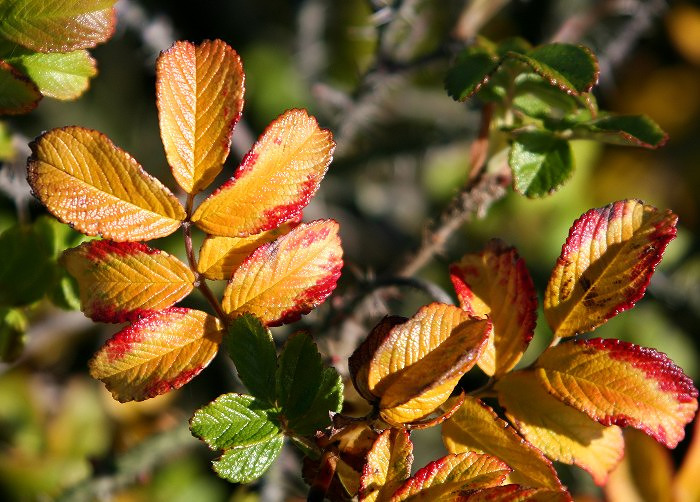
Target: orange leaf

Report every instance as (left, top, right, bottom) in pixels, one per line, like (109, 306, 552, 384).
(496, 371, 624, 485)
(456, 485, 572, 502)
(89, 308, 223, 402)
(605, 430, 674, 502)
(674, 417, 700, 502)
(156, 39, 245, 194)
(450, 239, 537, 376)
(544, 200, 677, 337)
(389, 452, 511, 502)
(222, 220, 342, 325)
(192, 109, 334, 237)
(197, 220, 299, 280)
(367, 303, 490, 425)
(442, 395, 562, 490)
(61, 240, 195, 323)
(28, 127, 186, 241)
(0, 60, 41, 114)
(534, 338, 698, 448)
(359, 429, 413, 502)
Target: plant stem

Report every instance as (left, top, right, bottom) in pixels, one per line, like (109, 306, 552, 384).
(307, 451, 338, 502)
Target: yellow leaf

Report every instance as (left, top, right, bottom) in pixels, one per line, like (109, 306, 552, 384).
(28, 127, 186, 241)
(534, 338, 698, 448)
(197, 220, 298, 280)
(496, 372, 624, 485)
(367, 303, 490, 425)
(450, 239, 537, 376)
(455, 485, 571, 501)
(389, 452, 510, 502)
(674, 417, 700, 502)
(544, 200, 677, 337)
(192, 109, 334, 237)
(359, 429, 413, 502)
(605, 430, 673, 502)
(442, 395, 562, 490)
(157, 39, 245, 194)
(62, 240, 195, 323)
(89, 308, 223, 402)
(222, 220, 342, 325)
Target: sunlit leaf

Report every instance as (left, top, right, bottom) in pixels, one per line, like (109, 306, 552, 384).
(496, 371, 624, 485)
(157, 39, 245, 194)
(389, 452, 511, 501)
(5, 49, 96, 100)
(62, 240, 195, 323)
(509, 44, 598, 95)
(544, 200, 677, 337)
(509, 131, 573, 198)
(190, 393, 279, 450)
(28, 127, 186, 241)
(445, 47, 500, 101)
(222, 220, 342, 326)
(573, 115, 668, 149)
(367, 303, 490, 425)
(605, 429, 673, 502)
(89, 308, 223, 402)
(512, 73, 579, 120)
(534, 338, 698, 448)
(213, 434, 283, 484)
(359, 429, 413, 502)
(349, 315, 406, 403)
(192, 108, 334, 237)
(224, 314, 277, 406)
(275, 332, 343, 435)
(0, 0, 116, 52)
(0, 60, 40, 114)
(674, 418, 700, 502)
(457, 485, 572, 502)
(198, 220, 298, 280)
(449, 239, 537, 376)
(442, 395, 562, 490)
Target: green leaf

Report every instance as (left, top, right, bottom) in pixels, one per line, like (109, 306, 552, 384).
(445, 47, 500, 101)
(225, 314, 278, 405)
(47, 270, 81, 310)
(190, 393, 280, 450)
(509, 43, 599, 95)
(509, 131, 573, 198)
(0, 307, 27, 362)
(573, 114, 668, 149)
(0, 0, 116, 52)
(0, 221, 57, 306)
(0, 121, 14, 160)
(212, 435, 284, 483)
(276, 332, 343, 435)
(513, 73, 579, 119)
(496, 37, 532, 57)
(5, 49, 96, 100)
(0, 60, 40, 114)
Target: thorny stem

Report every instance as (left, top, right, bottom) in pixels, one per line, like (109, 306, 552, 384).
(183, 194, 228, 322)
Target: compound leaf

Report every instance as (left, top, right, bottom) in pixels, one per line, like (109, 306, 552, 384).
(496, 371, 624, 485)
(443, 395, 562, 490)
(198, 220, 298, 280)
(89, 308, 223, 402)
(0, 0, 116, 52)
(275, 332, 343, 435)
(509, 131, 573, 198)
(449, 239, 537, 376)
(535, 339, 698, 448)
(213, 435, 283, 484)
(367, 303, 490, 425)
(157, 39, 245, 194)
(192, 108, 334, 237)
(222, 220, 342, 326)
(359, 429, 413, 502)
(224, 314, 277, 406)
(190, 393, 279, 450)
(28, 127, 186, 241)
(389, 452, 511, 501)
(5, 49, 96, 100)
(545, 200, 677, 337)
(61, 240, 195, 323)
(0, 60, 40, 114)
